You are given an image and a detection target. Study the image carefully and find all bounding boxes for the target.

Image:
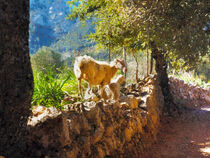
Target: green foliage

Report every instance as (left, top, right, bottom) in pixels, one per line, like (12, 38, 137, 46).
(32, 65, 89, 109)
(31, 46, 64, 73)
(32, 68, 70, 109)
(171, 72, 210, 89)
(61, 67, 88, 97)
(59, 67, 80, 96)
(67, 0, 209, 70)
(168, 54, 210, 83)
(194, 54, 210, 82)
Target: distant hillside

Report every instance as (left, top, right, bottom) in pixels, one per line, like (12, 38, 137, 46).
(30, 0, 93, 54)
(51, 19, 95, 53)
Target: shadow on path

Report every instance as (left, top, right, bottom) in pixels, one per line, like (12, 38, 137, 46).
(143, 105, 210, 158)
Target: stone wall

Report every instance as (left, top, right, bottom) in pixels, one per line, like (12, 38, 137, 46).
(169, 77, 210, 108)
(27, 76, 164, 158)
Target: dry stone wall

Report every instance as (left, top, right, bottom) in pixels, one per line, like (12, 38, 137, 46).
(27, 76, 164, 158)
(169, 77, 210, 108)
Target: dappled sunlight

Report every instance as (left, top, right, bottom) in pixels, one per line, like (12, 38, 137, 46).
(199, 139, 210, 156)
(201, 106, 210, 112)
(200, 147, 210, 156)
(190, 136, 210, 157)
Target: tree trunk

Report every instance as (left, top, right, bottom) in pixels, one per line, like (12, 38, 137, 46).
(0, 0, 33, 157)
(151, 44, 176, 113)
(150, 51, 154, 74)
(132, 50, 139, 82)
(146, 48, 149, 76)
(123, 46, 127, 79)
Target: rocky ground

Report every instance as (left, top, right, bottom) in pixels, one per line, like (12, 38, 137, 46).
(142, 105, 210, 158)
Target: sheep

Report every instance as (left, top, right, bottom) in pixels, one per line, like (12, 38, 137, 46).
(101, 75, 126, 100)
(74, 55, 127, 96)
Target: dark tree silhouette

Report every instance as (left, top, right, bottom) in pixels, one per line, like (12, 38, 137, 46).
(0, 0, 33, 157)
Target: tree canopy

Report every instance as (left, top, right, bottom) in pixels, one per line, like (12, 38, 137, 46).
(67, 0, 209, 112)
(67, 0, 209, 69)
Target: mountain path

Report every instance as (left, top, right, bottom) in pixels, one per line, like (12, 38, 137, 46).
(142, 105, 210, 158)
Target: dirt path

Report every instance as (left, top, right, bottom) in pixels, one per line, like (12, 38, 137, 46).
(143, 106, 210, 158)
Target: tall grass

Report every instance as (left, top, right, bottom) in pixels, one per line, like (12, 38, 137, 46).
(61, 68, 88, 97)
(32, 68, 70, 109)
(32, 66, 88, 109)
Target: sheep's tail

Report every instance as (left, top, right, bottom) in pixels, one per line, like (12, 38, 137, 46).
(74, 56, 82, 79)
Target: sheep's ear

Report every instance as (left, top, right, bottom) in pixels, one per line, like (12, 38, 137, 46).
(113, 59, 118, 63)
(116, 59, 125, 66)
(116, 59, 122, 63)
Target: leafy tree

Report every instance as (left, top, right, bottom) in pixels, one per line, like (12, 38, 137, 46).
(31, 46, 64, 73)
(67, 0, 131, 62)
(193, 54, 210, 82)
(67, 0, 209, 113)
(125, 0, 209, 112)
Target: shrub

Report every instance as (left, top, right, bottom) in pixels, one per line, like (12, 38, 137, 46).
(32, 68, 70, 109)
(194, 55, 210, 82)
(31, 46, 64, 73)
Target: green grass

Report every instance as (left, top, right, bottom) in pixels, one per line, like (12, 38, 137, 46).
(60, 69, 80, 96)
(60, 68, 87, 96)
(32, 67, 88, 109)
(32, 68, 71, 109)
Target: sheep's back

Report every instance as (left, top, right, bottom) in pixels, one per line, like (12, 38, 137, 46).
(74, 56, 117, 86)
(83, 62, 107, 85)
(74, 56, 95, 79)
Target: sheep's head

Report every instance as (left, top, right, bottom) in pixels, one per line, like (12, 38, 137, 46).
(112, 59, 127, 74)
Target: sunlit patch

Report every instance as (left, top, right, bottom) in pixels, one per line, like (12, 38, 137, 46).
(198, 140, 210, 156)
(201, 106, 210, 112)
(200, 147, 210, 156)
(198, 142, 210, 146)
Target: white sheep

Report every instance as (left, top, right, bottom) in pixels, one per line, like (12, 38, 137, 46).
(74, 55, 127, 96)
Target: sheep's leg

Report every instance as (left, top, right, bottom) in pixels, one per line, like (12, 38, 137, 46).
(98, 85, 104, 98)
(109, 84, 115, 100)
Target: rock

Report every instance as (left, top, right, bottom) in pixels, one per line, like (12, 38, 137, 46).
(91, 123, 104, 144)
(83, 101, 97, 111)
(28, 114, 71, 150)
(84, 89, 99, 101)
(28, 106, 61, 126)
(66, 145, 79, 158)
(124, 127, 133, 142)
(127, 95, 138, 108)
(105, 125, 114, 137)
(169, 77, 209, 107)
(204, 94, 210, 104)
(31, 106, 47, 116)
(27, 76, 164, 158)
(119, 95, 138, 109)
(97, 145, 105, 158)
(62, 96, 80, 104)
